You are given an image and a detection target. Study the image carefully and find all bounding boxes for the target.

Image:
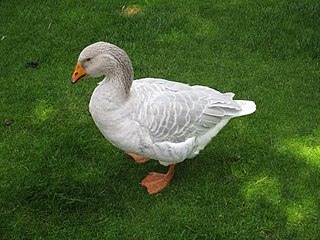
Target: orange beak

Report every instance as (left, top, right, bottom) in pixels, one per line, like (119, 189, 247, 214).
(71, 62, 89, 84)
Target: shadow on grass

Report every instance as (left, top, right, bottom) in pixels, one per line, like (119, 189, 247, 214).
(3, 123, 319, 239)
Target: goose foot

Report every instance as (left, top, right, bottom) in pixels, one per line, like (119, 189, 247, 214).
(141, 164, 175, 194)
(127, 152, 150, 164)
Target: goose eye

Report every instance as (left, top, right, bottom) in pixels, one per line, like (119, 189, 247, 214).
(86, 58, 91, 62)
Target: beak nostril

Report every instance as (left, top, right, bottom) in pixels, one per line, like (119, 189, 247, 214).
(75, 72, 78, 76)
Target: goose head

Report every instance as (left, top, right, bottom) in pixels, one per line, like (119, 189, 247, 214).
(71, 42, 134, 95)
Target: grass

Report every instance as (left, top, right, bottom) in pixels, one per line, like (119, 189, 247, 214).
(1, 0, 319, 239)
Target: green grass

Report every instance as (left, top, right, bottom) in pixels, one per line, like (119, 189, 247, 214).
(1, 0, 319, 239)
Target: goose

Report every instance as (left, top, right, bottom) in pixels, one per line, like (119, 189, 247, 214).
(71, 42, 256, 194)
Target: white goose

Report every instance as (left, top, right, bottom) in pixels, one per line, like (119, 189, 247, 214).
(71, 42, 256, 194)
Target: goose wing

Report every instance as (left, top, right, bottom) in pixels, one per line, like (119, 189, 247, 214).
(131, 79, 241, 143)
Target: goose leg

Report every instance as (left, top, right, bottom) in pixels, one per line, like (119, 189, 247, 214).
(141, 164, 175, 194)
(127, 152, 150, 164)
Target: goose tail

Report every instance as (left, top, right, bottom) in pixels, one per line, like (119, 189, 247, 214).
(235, 100, 256, 116)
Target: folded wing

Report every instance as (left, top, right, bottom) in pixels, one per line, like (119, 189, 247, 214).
(131, 79, 242, 143)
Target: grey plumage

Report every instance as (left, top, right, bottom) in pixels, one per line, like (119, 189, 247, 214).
(129, 78, 246, 144)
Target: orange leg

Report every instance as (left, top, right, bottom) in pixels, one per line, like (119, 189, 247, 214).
(141, 164, 175, 194)
(127, 152, 150, 164)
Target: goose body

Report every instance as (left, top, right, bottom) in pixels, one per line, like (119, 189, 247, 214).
(72, 42, 256, 194)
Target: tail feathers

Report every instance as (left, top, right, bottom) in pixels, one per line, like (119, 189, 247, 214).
(235, 100, 256, 116)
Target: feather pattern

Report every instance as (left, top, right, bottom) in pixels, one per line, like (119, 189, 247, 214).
(129, 78, 241, 143)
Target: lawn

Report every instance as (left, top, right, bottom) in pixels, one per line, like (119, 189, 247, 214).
(1, 0, 319, 239)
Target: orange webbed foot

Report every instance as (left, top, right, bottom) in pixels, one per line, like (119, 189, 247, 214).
(141, 164, 175, 194)
(127, 152, 150, 164)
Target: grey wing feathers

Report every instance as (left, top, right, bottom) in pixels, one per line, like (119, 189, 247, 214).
(132, 78, 242, 143)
